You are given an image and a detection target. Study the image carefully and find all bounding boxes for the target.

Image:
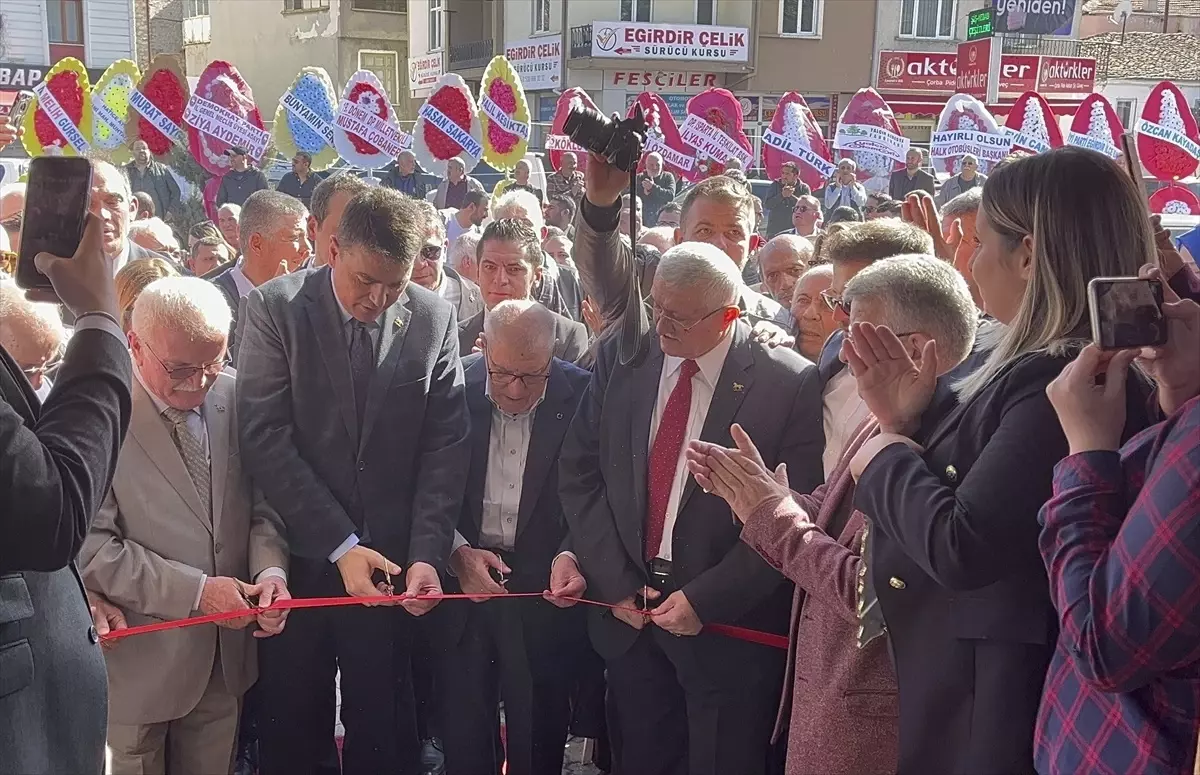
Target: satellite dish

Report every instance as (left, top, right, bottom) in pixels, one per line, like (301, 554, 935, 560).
(1110, 0, 1133, 25)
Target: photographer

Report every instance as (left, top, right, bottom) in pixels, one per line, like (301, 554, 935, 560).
(574, 146, 792, 338)
(1037, 252, 1200, 774)
(1, 179, 135, 775)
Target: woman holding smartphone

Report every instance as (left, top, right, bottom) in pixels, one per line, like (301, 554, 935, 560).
(842, 147, 1157, 774)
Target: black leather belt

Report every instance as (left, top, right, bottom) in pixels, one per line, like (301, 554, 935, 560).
(648, 558, 672, 580)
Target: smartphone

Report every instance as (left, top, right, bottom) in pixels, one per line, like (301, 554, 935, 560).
(1087, 276, 1168, 350)
(6, 90, 34, 127)
(1120, 132, 1150, 216)
(15, 157, 93, 290)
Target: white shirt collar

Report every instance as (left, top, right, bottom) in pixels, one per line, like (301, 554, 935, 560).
(229, 263, 256, 298)
(662, 328, 735, 389)
(112, 239, 132, 277)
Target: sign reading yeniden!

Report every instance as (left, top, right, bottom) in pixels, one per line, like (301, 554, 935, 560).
(591, 21, 749, 63)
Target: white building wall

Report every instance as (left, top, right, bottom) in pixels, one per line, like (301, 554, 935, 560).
(0, 0, 49, 63)
(85, 0, 137, 66)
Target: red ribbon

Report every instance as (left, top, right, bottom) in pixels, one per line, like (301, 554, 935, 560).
(99, 592, 789, 650)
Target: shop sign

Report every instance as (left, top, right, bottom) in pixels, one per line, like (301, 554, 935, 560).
(607, 71, 719, 91)
(592, 21, 749, 63)
(504, 37, 562, 91)
(877, 50, 1096, 96)
(407, 54, 442, 97)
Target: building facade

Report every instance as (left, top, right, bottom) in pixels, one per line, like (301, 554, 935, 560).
(204, 0, 413, 124)
(1080, 0, 1200, 37)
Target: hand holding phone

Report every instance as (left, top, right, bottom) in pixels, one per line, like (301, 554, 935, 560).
(24, 213, 120, 321)
(1088, 276, 1168, 350)
(16, 157, 93, 291)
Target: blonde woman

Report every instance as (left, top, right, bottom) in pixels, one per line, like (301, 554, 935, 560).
(115, 257, 177, 333)
(841, 148, 1157, 774)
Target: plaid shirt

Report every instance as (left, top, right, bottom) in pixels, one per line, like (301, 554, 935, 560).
(1036, 395, 1200, 775)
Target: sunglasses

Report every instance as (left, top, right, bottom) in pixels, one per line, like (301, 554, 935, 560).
(793, 206, 817, 215)
(820, 289, 851, 316)
(418, 244, 443, 263)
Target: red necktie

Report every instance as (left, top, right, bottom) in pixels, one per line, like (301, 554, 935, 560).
(645, 359, 700, 561)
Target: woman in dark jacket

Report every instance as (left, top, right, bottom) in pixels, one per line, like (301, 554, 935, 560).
(842, 147, 1158, 775)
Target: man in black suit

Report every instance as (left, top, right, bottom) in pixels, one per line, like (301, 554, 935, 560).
(433, 299, 590, 775)
(0, 213, 133, 773)
(560, 241, 825, 775)
(236, 187, 470, 775)
(458, 219, 588, 363)
(92, 160, 168, 276)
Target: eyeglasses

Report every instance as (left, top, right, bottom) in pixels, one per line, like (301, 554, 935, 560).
(418, 244, 443, 264)
(20, 355, 61, 379)
(487, 354, 552, 389)
(144, 341, 230, 383)
(793, 206, 816, 215)
(652, 303, 734, 333)
(820, 289, 851, 316)
(1, 215, 22, 234)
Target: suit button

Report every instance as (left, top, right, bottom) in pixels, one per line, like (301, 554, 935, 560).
(88, 626, 99, 644)
(888, 576, 906, 590)
(945, 465, 958, 482)
(358, 461, 366, 472)
(215, 542, 224, 554)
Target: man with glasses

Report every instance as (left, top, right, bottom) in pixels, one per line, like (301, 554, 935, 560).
(412, 201, 483, 325)
(560, 241, 824, 775)
(0, 283, 64, 401)
(810, 220, 934, 476)
(458, 219, 588, 362)
(785, 195, 822, 238)
(80, 276, 289, 775)
(935, 154, 986, 208)
(433, 299, 591, 775)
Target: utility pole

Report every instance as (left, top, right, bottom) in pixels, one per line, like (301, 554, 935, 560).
(1163, 0, 1172, 32)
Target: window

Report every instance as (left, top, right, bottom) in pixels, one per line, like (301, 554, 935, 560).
(534, 0, 552, 32)
(696, 0, 715, 24)
(620, 0, 651, 22)
(1116, 99, 1136, 128)
(359, 50, 399, 101)
(283, 0, 330, 10)
(899, 0, 955, 39)
(781, 0, 821, 35)
(429, 0, 444, 51)
(353, 0, 405, 11)
(46, 0, 84, 44)
(182, 0, 209, 17)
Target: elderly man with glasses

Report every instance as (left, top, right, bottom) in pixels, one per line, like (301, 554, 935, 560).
(411, 200, 483, 324)
(786, 195, 822, 239)
(0, 282, 65, 401)
(80, 276, 289, 775)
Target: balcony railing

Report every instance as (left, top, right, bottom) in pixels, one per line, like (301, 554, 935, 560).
(1000, 35, 1083, 58)
(448, 38, 494, 70)
(570, 24, 593, 59)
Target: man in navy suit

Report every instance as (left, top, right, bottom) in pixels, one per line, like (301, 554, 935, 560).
(432, 299, 591, 775)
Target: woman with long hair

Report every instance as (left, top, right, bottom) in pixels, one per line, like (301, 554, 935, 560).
(842, 147, 1157, 774)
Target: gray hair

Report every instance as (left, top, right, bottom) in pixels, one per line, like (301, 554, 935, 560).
(646, 152, 664, 166)
(89, 159, 132, 199)
(217, 202, 241, 220)
(310, 173, 370, 226)
(413, 199, 446, 243)
(759, 233, 815, 265)
(447, 156, 466, 171)
(941, 187, 983, 219)
(793, 263, 834, 302)
(128, 217, 180, 252)
(655, 241, 742, 308)
(482, 299, 556, 358)
(491, 189, 545, 232)
(837, 158, 857, 172)
(449, 230, 482, 270)
(0, 282, 66, 357)
(962, 154, 979, 165)
(843, 254, 977, 367)
(239, 190, 308, 255)
(638, 226, 675, 254)
(131, 276, 232, 343)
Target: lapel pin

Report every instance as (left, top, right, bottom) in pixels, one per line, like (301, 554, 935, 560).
(394, 319, 404, 330)
(556, 412, 564, 420)
(215, 405, 226, 413)
(733, 383, 744, 392)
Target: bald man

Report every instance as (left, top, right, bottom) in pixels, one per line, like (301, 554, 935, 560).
(638, 152, 676, 226)
(755, 234, 814, 311)
(0, 283, 66, 401)
(1, 183, 27, 254)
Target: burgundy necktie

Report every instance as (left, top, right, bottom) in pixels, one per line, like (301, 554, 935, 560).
(645, 359, 700, 561)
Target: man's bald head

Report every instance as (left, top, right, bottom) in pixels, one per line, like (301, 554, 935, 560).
(757, 234, 814, 303)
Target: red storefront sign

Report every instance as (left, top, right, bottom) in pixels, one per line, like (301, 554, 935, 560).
(956, 38, 993, 99)
(877, 50, 1096, 96)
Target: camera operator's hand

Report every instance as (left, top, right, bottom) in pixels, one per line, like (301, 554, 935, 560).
(1136, 265, 1200, 416)
(27, 213, 119, 320)
(586, 143, 630, 208)
(0, 119, 19, 152)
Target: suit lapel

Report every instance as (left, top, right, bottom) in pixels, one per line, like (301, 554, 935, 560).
(627, 338, 664, 558)
(466, 363, 492, 536)
(0, 346, 37, 423)
(129, 382, 211, 532)
(205, 381, 232, 536)
(305, 269, 359, 449)
(359, 297, 412, 454)
(678, 324, 755, 514)
(517, 363, 573, 540)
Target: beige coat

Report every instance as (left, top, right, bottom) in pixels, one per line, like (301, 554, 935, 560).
(80, 372, 287, 726)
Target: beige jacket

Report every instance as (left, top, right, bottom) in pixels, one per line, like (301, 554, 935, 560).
(80, 373, 287, 725)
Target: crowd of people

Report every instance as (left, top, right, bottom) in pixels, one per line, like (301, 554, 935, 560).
(1, 106, 1199, 775)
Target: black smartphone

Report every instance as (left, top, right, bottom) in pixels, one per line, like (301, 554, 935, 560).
(1088, 276, 1168, 350)
(6, 90, 35, 127)
(15, 157, 93, 290)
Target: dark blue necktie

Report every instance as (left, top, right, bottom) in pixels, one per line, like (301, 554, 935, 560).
(349, 320, 374, 428)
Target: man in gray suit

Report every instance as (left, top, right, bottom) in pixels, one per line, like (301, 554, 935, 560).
(236, 187, 471, 774)
(559, 242, 825, 775)
(412, 199, 483, 323)
(458, 219, 588, 363)
(0, 212, 133, 774)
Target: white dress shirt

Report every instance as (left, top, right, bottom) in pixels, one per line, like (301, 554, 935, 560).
(822, 367, 870, 479)
(436, 270, 462, 309)
(111, 240, 132, 277)
(327, 273, 381, 563)
(648, 332, 735, 561)
(228, 263, 256, 299)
